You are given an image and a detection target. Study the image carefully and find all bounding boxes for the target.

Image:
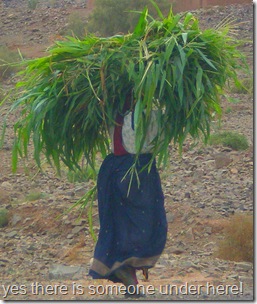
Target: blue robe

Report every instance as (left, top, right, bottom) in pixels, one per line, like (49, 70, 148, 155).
(89, 153, 167, 283)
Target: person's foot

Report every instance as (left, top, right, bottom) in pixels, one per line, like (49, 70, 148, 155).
(142, 267, 149, 280)
(124, 285, 146, 299)
(114, 266, 138, 286)
(114, 266, 145, 298)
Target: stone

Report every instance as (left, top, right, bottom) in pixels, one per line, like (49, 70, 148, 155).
(235, 262, 253, 271)
(166, 212, 175, 223)
(49, 264, 87, 280)
(203, 242, 215, 248)
(10, 214, 22, 226)
(72, 219, 87, 226)
(6, 231, 18, 238)
(155, 264, 165, 268)
(227, 274, 238, 280)
(170, 247, 185, 255)
(205, 226, 213, 234)
(1, 181, 12, 191)
(185, 227, 194, 240)
(185, 192, 191, 198)
(230, 168, 238, 174)
(0, 260, 7, 267)
(71, 226, 84, 234)
(197, 203, 205, 209)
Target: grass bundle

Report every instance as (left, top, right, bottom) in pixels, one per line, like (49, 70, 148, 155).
(3, 2, 247, 175)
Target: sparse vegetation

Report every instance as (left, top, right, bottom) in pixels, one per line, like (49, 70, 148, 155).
(0, 208, 8, 228)
(25, 192, 47, 201)
(49, 0, 57, 7)
(0, 46, 20, 80)
(67, 166, 97, 183)
(215, 213, 253, 262)
(209, 131, 249, 151)
(28, 0, 39, 10)
(226, 96, 241, 104)
(0, 85, 4, 101)
(230, 77, 253, 94)
(224, 107, 232, 114)
(64, 12, 87, 39)
(86, 0, 171, 36)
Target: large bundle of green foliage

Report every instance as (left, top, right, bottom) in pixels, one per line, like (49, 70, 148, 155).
(3, 2, 247, 177)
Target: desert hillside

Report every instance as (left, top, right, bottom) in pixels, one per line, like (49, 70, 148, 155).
(0, 1, 253, 300)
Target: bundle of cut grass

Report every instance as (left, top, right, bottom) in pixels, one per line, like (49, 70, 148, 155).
(4, 2, 248, 174)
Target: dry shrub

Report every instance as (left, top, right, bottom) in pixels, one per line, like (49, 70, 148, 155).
(0, 208, 8, 228)
(215, 213, 253, 262)
(0, 45, 20, 80)
(64, 12, 87, 39)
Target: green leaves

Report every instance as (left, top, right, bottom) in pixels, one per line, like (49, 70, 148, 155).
(133, 6, 148, 36)
(7, 3, 247, 175)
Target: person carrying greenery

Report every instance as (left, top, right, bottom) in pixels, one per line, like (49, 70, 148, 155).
(88, 91, 167, 298)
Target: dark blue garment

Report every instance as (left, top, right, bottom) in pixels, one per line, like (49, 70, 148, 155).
(89, 153, 167, 283)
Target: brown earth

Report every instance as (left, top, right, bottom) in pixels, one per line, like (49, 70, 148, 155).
(0, 1, 254, 301)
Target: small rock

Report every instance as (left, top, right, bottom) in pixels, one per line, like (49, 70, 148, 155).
(227, 274, 238, 280)
(166, 212, 175, 223)
(235, 262, 253, 271)
(49, 264, 87, 280)
(205, 226, 212, 234)
(221, 147, 232, 152)
(185, 192, 191, 198)
(230, 168, 238, 174)
(1, 181, 12, 191)
(71, 226, 84, 234)
(6, 231, 18, 238)
(0, 260, 7, 267)
(10, 214, 22, 226)
(203, 159, 215, 165)
(180, 261, 201, 270)
(72, 219, 87, 226)
(155, 264, 165, 268)
(170, 247, 185, 255)
(182, 213, 189, 222)
(197, 203, 205, 209)
(187, 217, 195, 224)
(185, 227, 194, 240)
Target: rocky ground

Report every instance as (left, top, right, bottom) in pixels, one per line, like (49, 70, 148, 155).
(0, 1, 254, 301)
